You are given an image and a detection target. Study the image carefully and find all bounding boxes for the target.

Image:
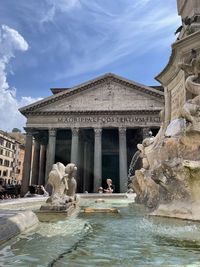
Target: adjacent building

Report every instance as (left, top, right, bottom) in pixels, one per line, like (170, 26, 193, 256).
(0, 130, 25, 185)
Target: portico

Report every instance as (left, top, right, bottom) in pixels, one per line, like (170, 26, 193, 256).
(20, 73, 164, 194)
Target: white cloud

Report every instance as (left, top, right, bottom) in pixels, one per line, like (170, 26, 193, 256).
(54, 1, 180, 80)
(41, 0, 81, 23)
(0, 25, 42, 132)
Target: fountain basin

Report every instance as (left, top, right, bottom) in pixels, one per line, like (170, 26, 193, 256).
(1, 197, 200, 266)
(0, 210, 38, 245)
(35, 202, 79, 222)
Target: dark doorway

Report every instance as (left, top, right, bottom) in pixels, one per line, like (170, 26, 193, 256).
(151, 127, 160, 137)
(55, 130, 71, 165)
(102, 129, 119, 192)
(78, 129, 94, 193)
(102, 154, 119, 192)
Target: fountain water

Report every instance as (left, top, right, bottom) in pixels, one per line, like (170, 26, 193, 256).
(127, 150, 141, 183)
(1, 198, 200, 266)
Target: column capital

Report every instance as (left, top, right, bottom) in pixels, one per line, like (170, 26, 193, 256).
(33, 133, 41, 142)
(71, 127, 79, 136)
(40, 136, 48, 145)
(94, 128, 102, 137)
(49, 128, 57, 137)
(142, 127, 151, 139)
(24, 127, 34, 136)
(119, 127, 126, 136)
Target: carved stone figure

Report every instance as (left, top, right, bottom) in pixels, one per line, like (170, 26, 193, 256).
(129, 1, 200, 221)
(178, 49, 200, 129)
(45, 162, 77, 206)
(65, 163, 77, 201)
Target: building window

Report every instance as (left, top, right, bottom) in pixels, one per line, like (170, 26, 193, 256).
(5, 151, 10, 157)
(0, 158, 3, 165)
(0, 170, 1, 176)
(0, 138, 3, 146)
(6, 142, 11, 149)
(3, 170, 8, 177)
(4, 160, 10, 167)
(0, 149, 3, 155)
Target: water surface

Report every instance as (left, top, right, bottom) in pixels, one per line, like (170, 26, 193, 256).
(1, 198, 200, 266)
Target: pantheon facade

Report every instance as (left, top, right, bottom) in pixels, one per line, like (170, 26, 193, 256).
(20, 73, 164, 194)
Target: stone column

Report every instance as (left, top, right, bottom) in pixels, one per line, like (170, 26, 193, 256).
(83, 140, 89, 192)
(45, 128, 56, 183)
(21, 128, 33, 196)
(93, 128, 102, 192)
(71, 128, 79, 166)
(38, 144, 46, 185)
(31, 137, 40, 185)
(119, 127, 127, 193)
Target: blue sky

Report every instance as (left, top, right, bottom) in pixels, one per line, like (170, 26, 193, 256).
(0, 0, 181, 131)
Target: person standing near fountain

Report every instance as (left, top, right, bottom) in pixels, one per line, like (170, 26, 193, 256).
(104, 179, 115, 193)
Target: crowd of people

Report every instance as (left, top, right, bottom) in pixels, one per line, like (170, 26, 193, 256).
(0, 178, 115, 200)
(24, 185, 49, 197)
(0, 183, 49, 200)
(0, 183, 21, 200)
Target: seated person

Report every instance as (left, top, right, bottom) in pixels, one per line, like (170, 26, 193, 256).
(24, 185, 49, 197)
(36, 185, 49, 196)
(104, 179, 115, 193)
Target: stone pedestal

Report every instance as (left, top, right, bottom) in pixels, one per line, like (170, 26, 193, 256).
(36, 202, 78, 222)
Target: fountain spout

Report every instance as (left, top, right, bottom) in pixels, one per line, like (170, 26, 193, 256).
(127, 150, 141, 183)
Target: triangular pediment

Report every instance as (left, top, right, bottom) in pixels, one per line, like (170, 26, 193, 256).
(20, 73, 164, 115)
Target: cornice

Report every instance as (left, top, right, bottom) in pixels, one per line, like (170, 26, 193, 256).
(25, 109, 162, 116)
(19, 73, 164, 115)
(155, 31, 200, 84)
(177, 0, 187, 15)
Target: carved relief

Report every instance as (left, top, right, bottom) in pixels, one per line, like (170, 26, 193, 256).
(33, 80, 163, 113)
(119, 127, 126, 136)
(71, 128, 79, 136)
(167, 70, 186, 120)
(178, 49, 200, 131)
(24, 127, 34, 136)
(49, 128, 56, 137)
(94, 128, 102, 137)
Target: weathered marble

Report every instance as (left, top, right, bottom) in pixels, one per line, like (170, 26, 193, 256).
(38, 162, 78, 221)
(0, 210, 38, 244)
(131, 5, 200, 220)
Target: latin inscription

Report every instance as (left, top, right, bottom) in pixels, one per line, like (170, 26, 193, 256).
(58, 116, 160, 124)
